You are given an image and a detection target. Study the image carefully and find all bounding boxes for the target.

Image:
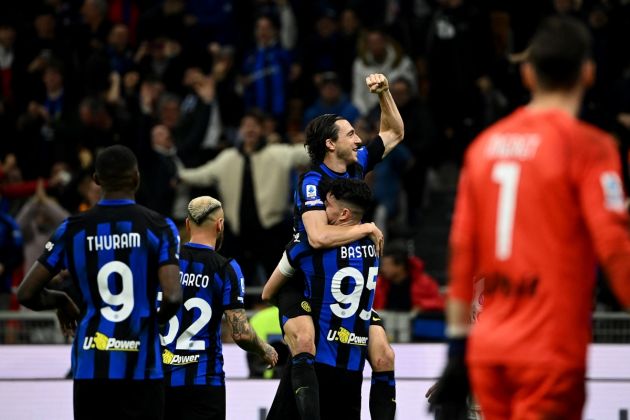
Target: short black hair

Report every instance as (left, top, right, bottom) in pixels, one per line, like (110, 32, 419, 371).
(304, 114, 344, 165)
(383, 242, 409, 267)
(321, 178, 372, 217)
(94, 145, 138, 191)
(528, 15, 592, 90)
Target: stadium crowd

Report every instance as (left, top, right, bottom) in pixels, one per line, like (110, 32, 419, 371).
(1, 0, 629, 319)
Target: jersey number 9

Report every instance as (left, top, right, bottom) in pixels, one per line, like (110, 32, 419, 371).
(330, 266, 378, 321)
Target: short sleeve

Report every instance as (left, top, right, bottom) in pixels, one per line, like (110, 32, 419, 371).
(360, 136, 385, 174)
(158, 218, 180, 266)
(37, 219, 69, 274)
(297, 171, 325, 214)
(223, 259, 246, 309)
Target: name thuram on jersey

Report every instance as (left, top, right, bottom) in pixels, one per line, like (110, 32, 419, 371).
(86, 233, 142, 251)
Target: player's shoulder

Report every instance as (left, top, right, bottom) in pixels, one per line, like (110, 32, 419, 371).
(299, 167, 325, 185)
(131, 204, 177, 229)
(573, 120, 616, 147)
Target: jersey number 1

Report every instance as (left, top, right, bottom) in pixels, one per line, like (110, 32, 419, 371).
(492, 161, 521, 260)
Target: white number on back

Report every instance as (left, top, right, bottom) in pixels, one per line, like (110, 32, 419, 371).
(158, 294, 213, 350)
(491, 162, 521, 260)
(97, 261, 134, 322)
(330, 266, 378, 321)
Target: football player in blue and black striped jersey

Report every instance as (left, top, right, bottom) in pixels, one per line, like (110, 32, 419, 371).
(268, 73, 402, 420)
(162, 196, 277, 420)
(18, 145, 183, 420)
(266, 178, 379, 420)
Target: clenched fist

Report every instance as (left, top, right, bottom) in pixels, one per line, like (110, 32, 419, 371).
(366, 73, 389, 94)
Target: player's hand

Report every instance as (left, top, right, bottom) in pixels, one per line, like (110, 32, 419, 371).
(366, 73, 389, 94)
(429, 337, 470, 409)
(261, 343, 279, 368)
(367, 223, 384, 256)
(57, 294, 80, 338)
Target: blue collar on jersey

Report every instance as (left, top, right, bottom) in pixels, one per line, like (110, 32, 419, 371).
(185, 242, 215, 250)
(97, 199, 135, 206)
(319, 163, 349, 178)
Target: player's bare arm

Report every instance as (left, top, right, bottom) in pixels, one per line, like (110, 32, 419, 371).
(157, 264, 183, 325)
(225, 308, 279, 367)
(302, 210, 384, 254)
(18, 262, 79, 316)
(262, 263, 291, 302)
(366, 73, 404, 157)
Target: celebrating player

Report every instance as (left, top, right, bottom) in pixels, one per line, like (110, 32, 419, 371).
(161, 196, 277, 420)
(18, 145, 183, 420)
(432, 16, 630, 419)
(268, 73, 403, 420)
(267, 178, 380, 420)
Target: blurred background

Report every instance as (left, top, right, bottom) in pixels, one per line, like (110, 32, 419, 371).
(0, 0, 629, 381)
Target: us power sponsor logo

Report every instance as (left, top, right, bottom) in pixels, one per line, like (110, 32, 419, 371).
(326, 327, 368, 346)
(83, 332, 140, 352)
(162, 349, 201, 365)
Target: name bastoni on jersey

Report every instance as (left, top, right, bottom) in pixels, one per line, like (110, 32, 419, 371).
(86, 233, 142, 251)
(340, 244, 377, 259)
(83, 332, 141, 351)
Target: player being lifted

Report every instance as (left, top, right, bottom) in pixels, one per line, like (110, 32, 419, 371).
(432, 16, 630, 419)
(266, 178, 380, 420)
(161, 196, 277, 420)
(18, 145, 183, 420)
(264, 73, 403, 420)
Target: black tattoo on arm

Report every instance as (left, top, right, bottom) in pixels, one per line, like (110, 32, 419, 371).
(225, 309, 266, 355)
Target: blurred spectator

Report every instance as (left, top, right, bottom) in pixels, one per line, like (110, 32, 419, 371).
(137, 0, 188, 43)
(0, 202, 22, 309)
(337, 8, 362, 92)
(352, 27, 416, 115)
(0, 20, 18, 154)
(302, 9, 342, 97)
(177, 111, 309, 284)
(137, 124, 187, 220)
(16, 59, 77, 179)
(303, 72, 360, 128)
(426, 0, 493, 162)
(16, 179, 69, 271)
(374, 244, 444, 314)
(106, 24, 134, 76)
(107, 0, 141, 45)
(240, 15, 296, 128)
(135, 37, 186, 94)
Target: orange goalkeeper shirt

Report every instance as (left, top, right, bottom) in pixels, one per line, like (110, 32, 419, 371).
(449, 107, 630, 369)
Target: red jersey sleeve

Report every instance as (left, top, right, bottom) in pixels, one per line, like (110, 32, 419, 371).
(575, 127, 630, 308)
(448, 159, 477, 303)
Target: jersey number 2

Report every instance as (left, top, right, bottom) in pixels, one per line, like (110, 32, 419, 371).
(492, 161, 521, 260)
(158, 294, 213, 351)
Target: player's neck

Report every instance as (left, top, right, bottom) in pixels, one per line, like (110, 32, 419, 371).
(188, 233, 216, 248)
(527, 88, 583, 118)
(100, 191, 135, 201)
(323, 155, 347, 173)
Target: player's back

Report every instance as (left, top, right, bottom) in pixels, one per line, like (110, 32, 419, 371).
(286, 232, 379, 371)
(162, 243, 245, 387)
(40, 200, 180, 380)
(455, 107, 628, 368)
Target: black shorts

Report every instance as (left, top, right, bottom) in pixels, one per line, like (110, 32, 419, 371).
(277, 279, 312, 328)
(266, 361, 363, 420)
(165, 385, 226, 420)
(74, 379, 164, 420)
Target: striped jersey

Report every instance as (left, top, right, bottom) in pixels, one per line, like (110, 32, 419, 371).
(161, 243, 245, 387)
(293, 136, 384, 233)
(285, 232, 379, 371)
(37, 199, 180, 380)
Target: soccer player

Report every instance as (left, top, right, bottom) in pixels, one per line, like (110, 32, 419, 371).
(162, 196, 278, 420)
(433, 16, 630, 419)
(271, 73, 403, 420)
(17, 145, 183, 420)
(267, 178, 380, 420)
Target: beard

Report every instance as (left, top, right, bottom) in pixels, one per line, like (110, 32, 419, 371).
(215, 229, 224, 251)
